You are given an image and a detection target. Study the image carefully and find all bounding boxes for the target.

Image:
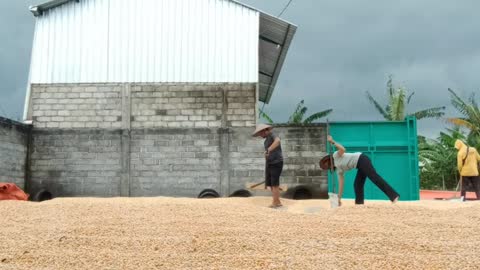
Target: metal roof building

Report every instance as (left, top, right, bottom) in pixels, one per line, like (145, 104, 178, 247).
(25, 0, 296, 112)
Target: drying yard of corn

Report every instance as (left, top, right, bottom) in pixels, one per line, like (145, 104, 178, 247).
(1, 197, 480, 269)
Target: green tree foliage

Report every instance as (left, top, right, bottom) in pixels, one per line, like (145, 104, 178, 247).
(259, 100, 332, 124)
(419, 128, 465, 190)
(447, 88, 480, 149)
(367, 75, 445, 121)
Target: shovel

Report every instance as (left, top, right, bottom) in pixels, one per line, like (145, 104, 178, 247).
(326, 119, 339, 208)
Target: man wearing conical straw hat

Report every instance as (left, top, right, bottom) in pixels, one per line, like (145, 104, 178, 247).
(252, 124, 284, 208)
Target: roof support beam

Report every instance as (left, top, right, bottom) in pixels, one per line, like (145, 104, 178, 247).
(259, 70, 274, 78)
(259, 35, 282, 47)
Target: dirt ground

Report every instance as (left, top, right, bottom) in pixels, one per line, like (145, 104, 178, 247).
(1, 197, 480, 270)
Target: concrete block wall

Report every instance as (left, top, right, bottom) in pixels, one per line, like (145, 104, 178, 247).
(130, 129, 221, 197)
(131, 83, 256, 129)
(224, 85, 256, 127)
(30, 84, 123, 129)
(30, 129, 122, 196)
(0, 117, 31, 188)
(25, 83, 328, 198)
(227, 128, 265, 193)
(26, 125, 326, 197)
(129, 126, 326, 197)
(228, 126, 328, 195)
(29, 83, 256, 130)
(278, 126, 327, 189)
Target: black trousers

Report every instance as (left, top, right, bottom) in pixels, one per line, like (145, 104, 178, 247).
(461, 176, 480, 200)
(354, 154, 400, 204)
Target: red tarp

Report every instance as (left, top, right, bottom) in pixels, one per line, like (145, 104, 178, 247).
(420, 190, 477, 200)
(0, 183, 29, 201)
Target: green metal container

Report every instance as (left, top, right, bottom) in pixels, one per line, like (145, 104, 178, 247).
(327, 117, 419, 201)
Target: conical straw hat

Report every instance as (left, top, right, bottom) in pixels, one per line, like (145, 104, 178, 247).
(252, 124, 272, 137)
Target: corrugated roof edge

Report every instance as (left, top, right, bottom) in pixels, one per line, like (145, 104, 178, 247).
(230, 1, 297, 104)
(29, 0, 77, 16)
(230, 0, 297, 27)
(0, 116, 32, 132)
(30, 0, 297, 27)
(262, 23, 297, 104)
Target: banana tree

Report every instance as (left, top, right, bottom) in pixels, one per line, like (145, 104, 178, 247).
(419, 127, 465, 190)
(367, 75, 445, 121)
(259, 100, 332, 124)
(447, 88, 480, 148)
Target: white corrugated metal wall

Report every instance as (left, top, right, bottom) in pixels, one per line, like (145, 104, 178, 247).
(29, 0, 259, 84)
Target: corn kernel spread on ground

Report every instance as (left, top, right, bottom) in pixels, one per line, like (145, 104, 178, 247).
(1, 197, 480, 269)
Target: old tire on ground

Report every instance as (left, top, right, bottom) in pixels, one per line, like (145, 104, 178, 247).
(293, 186, 313, 200)
(198, 189, 220, 199)
(229, 189, 252, 198)
(31, 189, 53, 202)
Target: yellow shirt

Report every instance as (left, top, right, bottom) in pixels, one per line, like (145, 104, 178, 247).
(455, 140, 480, 177)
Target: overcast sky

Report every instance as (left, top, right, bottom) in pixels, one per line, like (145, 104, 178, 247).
(1, 0, 479, 137)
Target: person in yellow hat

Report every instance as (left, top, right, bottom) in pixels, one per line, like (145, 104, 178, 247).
(253, 124, 283, 208)
(454, 140, 480, 200)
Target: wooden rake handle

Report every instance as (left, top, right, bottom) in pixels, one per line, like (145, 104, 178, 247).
(250, 181, 265, 189)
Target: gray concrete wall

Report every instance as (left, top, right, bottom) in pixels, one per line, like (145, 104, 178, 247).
(30, 83, 256, 129)
(30, 84, 123, 129)
(30, 129, 122, 197)
(131, 83, 256, 128)
(0, 117, 31, 188)
(27, 83, 327, 197)
(228, 126, 327, 196)
(28, 126, 326, 198)
(130, 128, 221, 197)
(130, 126, 327, 197)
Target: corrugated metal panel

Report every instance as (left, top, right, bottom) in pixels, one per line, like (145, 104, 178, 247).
(258, 14, 297, 103)
(30, 0, 259, 84)
(30, 0, 109, 83)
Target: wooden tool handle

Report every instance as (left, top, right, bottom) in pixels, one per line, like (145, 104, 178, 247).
(326, 119, 335, 193)
(250, 181, 265, 189)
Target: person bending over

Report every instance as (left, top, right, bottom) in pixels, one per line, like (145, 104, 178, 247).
(319, 135, 400, 206)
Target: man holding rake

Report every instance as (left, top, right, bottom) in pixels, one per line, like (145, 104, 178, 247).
(253, 124, 284, 208)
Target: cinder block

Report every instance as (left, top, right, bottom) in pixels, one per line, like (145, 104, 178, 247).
(85, 86, 97, 92)
(167, 122, 180, 128)
(79, 93, 93, 98)
(46, 122, 60, 128)
(72, 122, 86, 128)
(37, 116, 51, 122)
(179, 122, 194, 128)
(194, 121, 208, 128)
(32, 110, 44, 117)
(182, 98, 195, 103)
(181, 110, 194, 115)
(51, 116, 65, 122)
(59, 122, 73, 128)
(53, 93, 66, 99)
